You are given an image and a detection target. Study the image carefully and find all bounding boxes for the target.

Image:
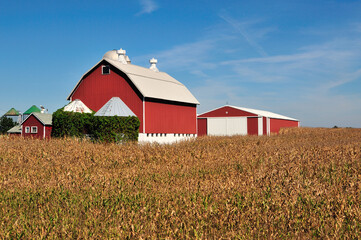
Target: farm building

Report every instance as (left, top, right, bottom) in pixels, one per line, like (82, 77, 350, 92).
(197, 105, 299, 136)
(94, 97, 136, 117)
(67, 48, 199, 143)
(64, 99, 92, 113)
(2, 108, 21, 123)
(22, 105, 41, 121)
(7, 125, 21, 135)
(22, 112, 52, 139)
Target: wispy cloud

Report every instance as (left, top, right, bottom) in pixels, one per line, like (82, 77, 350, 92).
(219, 12, 269, 57)
(133, 39, 218, 72)
(133, 16, 361, 127)
(326, 68, 361, 90)
(136, 0, 158, 16)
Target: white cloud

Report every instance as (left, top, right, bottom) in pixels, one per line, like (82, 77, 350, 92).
(137, 0, 158, 15)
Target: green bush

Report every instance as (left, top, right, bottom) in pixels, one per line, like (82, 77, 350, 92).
(51, 108, 139, 142)
(0, 116, 16, 134)
(90, 116, 139, 142)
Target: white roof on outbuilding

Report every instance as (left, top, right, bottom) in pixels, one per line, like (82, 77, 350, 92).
(67, 50, 199, 105)
(94, 97, 136, 117)
(64, 99, 93, 113)
(199, 105, 299, 121)
(7, 125, 21, 134)
(231, 105, 298, 121)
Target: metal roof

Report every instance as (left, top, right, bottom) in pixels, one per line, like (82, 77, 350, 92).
(199, 105, 299, 121)
(25, 113, 53, 125)
(67, 50, 199, 105)
(7, 125, 21, 134)
(94, 97, 136, 117)
(4, 108, 20, 116)
(230, 105, 298, 121)
(64, 99, 93, 113)
(23, 105, 41, 115)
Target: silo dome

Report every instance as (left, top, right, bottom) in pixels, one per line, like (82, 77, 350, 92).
(103, 50, 118, 61)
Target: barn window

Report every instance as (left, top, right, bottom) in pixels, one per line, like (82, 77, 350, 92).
(102, 65, 110, 75)
(25, 127, 30, 133)
(31, 126, 38, 133)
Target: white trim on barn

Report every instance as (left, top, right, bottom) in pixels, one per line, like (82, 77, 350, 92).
(138, 133, 197, 144)
(258, 117, 263, 136)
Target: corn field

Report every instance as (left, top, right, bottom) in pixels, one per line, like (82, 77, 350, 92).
(0, 127, 361, 239)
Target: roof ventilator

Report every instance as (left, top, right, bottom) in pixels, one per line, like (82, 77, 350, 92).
(117, 48, 128, 64)
(149, 58, 159, 72)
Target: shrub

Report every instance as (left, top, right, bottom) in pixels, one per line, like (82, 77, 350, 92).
(51, 108, 139, 142)
(0, 116, 16, 134)
(90, 116, 139, 142)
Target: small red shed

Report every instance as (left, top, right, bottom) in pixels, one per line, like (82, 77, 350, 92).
(197, 105, 299, 136)
(22, 113, 52, 139)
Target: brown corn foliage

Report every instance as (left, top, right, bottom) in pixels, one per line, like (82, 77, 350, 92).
(0, 127, 361, 239)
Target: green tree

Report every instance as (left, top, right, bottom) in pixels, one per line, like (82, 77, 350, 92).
(0, 116, 16, 134)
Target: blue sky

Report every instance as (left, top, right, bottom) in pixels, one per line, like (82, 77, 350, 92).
(1, 0, 361, 127)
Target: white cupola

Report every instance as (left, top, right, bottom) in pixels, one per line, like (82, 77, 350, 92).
(149, 58, 159, 72)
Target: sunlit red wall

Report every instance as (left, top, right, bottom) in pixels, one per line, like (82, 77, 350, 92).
(270, 118, 299, 133)
(70, 64, 144, 132)
(197, 118, 207, 136)
(247, 117, 258, 135)
(45, 126, 52, 139)
(22, 115, 45, 139)
(145, 101, 197, 134)
(198, 106, 257, 118)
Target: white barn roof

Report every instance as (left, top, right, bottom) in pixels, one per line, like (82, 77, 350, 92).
(67, 50, 199, 105)
(94, 97, 136, 117)
(230, 105, 298, 121)
(64, 99, 92, 113)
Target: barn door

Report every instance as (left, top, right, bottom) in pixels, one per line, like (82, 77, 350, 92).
(227, 117, 247, 135)
(207, 117, 247, 136)
(207, 118, 227, 136)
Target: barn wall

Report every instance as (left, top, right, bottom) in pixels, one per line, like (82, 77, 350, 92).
(22, 116, 44, 139)
(197, 118, 207, 136)
(71, 64, 144, 132)
(270, 118, 299, 133)
(198, 106, 258, 118)
(45, 126, 52, 139)
(247, 117, 258, 135)
(145, 101, 197, 134)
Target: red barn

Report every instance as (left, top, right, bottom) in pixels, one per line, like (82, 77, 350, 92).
(22, 113, 52, 139)
(197, 105, 299, 136)
(67, 49, 199, 143)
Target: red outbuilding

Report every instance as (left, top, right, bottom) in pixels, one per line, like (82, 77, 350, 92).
(22, 113, 52, 139)
(197, 105, 299, 136)
(67, 49, 199, 143)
